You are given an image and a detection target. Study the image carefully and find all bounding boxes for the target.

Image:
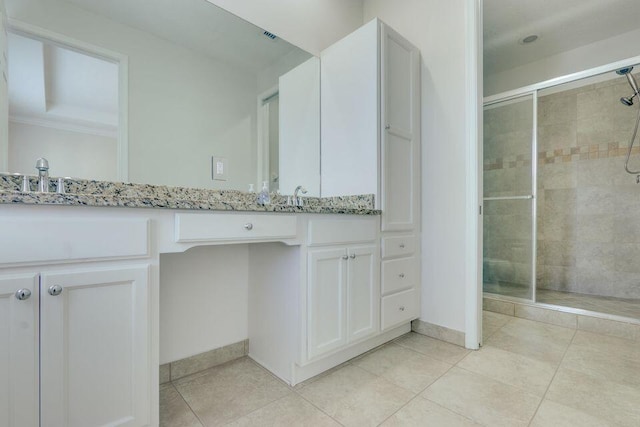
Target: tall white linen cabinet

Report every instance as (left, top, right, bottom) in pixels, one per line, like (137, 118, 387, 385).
(321, 18, 422, 331)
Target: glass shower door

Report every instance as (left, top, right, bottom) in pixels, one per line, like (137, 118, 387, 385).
(483, 94, 536, 301)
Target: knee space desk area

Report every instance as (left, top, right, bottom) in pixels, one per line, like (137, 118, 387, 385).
(0, 182, 420, 427)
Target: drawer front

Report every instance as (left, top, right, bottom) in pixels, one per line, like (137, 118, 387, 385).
(0, 218, 149, 265)
(381, 288, 418, 331)
(308, 218, 378, 246)
(381, 235, 418, 259)
(382, 256, 418, 295)
(175, 213, 297, 242)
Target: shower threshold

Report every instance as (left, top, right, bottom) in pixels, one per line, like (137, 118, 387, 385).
(483, 281, 640, 321)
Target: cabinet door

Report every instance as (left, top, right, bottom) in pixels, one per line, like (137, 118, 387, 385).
(380, 23, 421, 231)
(347, 245, 379, 342)
(0, 274, 39, 427)
(40, 266, 150, 427)
(307, 248, 347, 360)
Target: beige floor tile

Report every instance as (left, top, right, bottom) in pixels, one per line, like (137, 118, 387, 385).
(351, 343, 452, 393)
(577, 315, 640, 341)
(562, 333, 640, 388)
(485, 318, 575, 364)
(226, 394, 340, 427)
(546, 367, 640, 427)
(570, 330, 640, 360)
(530, 400, 616, 427)
(381, 398, 481, 426)
(457, 345, 556, 396)
(159, 383, 202, 427)
(173, 357, 291, 426)
(292, 361, 351, 391)
(298, 364, 414, 427)
(482, 311, 512, 340)
(422, 367, 541, 427)
(394, 332, 470, 364)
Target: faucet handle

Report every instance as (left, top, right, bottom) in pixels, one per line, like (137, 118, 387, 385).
(56, 177, 66, 194)
(21, 175, 31, 192)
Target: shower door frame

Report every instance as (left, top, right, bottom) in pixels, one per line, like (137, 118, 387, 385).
(483, 92, 538, 303)
(482, 53, 640, 308)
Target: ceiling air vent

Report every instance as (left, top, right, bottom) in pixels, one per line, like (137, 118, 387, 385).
(263, 31, 277, 40)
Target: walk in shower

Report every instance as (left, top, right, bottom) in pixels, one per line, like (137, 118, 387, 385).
(483, 61, 640, 321)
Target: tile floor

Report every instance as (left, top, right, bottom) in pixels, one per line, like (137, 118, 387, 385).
(484, 281, 640, 320)
(161, 312, 640, 426)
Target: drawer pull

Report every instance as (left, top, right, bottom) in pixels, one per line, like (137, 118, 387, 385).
(399, 273, 405, 278)
(342, 255, 349, 260)
(15, 288, 31, 300)
(244, 223, 253, 230)
(48, 285, 63, 296)
(399, 243, 405, 249)
(399, 306, 405, 311)
(349, 254, 356, 259)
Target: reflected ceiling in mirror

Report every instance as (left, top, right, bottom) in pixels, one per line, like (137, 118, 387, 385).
(3, 0, 317, 194)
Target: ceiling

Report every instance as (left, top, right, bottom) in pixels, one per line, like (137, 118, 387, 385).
(59, 0, 306, 73)
(484, 0, 640, 76)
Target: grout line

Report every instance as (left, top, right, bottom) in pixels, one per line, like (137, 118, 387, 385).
(168, 382, 207, 427)
(375, 355, 459, 426)
(221, 393, 294, 426)
(293, 381, 346, 426)
(525, 326, 578, 426)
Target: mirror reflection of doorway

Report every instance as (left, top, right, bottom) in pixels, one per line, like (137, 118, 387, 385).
(258, 89, 279, 192)
(5, 30, 122, 180)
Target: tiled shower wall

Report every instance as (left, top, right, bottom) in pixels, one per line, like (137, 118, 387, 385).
(484, 75, 640, 300)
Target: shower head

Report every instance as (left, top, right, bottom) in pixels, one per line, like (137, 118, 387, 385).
(618, 66, 640, 106)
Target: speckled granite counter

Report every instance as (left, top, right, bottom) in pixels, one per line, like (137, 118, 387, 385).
(0, 175, 380, 215)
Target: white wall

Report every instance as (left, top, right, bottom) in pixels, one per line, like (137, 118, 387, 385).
(159, 245, 249, 364)
(9, 121, 118, 180)
(486, 27, 640, 96)
(7, 0, 259, 190)
(208, 0, 365, 55)
(364, 0, 477, 335)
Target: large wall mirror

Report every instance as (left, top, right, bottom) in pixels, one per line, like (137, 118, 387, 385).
(2, 0, 320, 196)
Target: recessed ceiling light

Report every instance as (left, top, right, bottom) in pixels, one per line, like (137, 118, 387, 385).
(519, 34, 538, 45)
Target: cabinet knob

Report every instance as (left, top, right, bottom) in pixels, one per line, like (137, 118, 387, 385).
(342, 255, 349, 260)
(244, 223, 253, 230)
(399, 306, 405, 311)
(385, 124, 391, 130)
(15, 288, 31, 300)
(48, 285, 63, 296)
(399, 243, 405, 249)
(399, 273, 405, 278)
(349, 254, 356, 259)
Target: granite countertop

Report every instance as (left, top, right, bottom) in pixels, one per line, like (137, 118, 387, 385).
(0, 175, 380, 215)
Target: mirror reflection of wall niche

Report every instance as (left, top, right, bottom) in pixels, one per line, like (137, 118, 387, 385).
(8, 33, 119, 181)
(4, 0, 316, 193)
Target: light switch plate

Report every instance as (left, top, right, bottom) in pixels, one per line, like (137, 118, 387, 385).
(212, 156, 228, 181)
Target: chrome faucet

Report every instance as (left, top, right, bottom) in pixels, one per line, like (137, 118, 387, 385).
(35, 158, 50, 193)
(292, 185, 307, 207)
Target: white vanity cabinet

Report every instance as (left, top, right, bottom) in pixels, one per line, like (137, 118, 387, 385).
(0, 266, 151, 427)
(40, 266, 150, 427)
(307, 244, 378, 360)
(0, 211, 153, 427)
(0, 274, 39, 427)
(320, 18, 422, 328)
